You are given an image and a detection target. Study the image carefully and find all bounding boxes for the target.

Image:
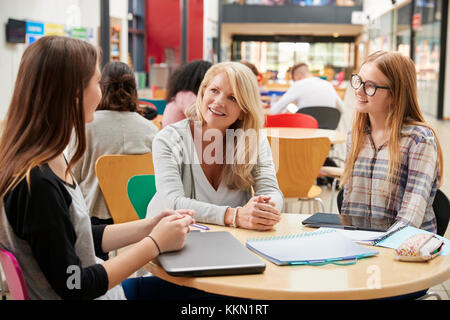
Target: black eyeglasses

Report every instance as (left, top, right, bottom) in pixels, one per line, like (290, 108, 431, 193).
(351, 74, 390, 96)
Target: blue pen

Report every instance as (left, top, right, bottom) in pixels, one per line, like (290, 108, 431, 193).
(191, 223, 210, 230)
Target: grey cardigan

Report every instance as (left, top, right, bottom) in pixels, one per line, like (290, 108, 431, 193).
(146, 119, 283, 225)
(67, 110, 158, 220)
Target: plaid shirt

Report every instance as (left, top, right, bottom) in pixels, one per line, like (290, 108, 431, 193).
(342, 125, 440, 233)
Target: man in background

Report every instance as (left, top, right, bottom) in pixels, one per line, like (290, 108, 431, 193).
(270, 62, 344, 114)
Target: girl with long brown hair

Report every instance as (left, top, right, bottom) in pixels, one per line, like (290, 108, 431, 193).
(341, 51, 443, 233)
(0, 36, 216, 300)
(66, 61, 158, 235)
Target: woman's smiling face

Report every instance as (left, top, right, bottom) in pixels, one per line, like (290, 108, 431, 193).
(354, 62, 392, 118)
(200, 72, 243, 132)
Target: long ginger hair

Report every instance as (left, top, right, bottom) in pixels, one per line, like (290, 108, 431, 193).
(341, 51, 443, 189)
(0, 36, 98, 198)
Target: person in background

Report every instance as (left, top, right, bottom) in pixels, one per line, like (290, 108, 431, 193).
(270, 62, 344, 114)
(0, 36, 219, 300)
(239, 60, 261, 83)
(147, 62, 283, 231)
(324, 63, 335, 82)
(161, 60, 212, 128)
(340, 50, 443, 233)
(66, 61, 158, 236)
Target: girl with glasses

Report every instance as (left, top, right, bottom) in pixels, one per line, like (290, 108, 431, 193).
(341, 51, 443, 233)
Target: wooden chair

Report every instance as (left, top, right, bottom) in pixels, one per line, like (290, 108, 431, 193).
(319, 166, 344, 212)
(297, 106, 343, 211)
(268, 136, 331, 213)
(95, 153, 154, 224)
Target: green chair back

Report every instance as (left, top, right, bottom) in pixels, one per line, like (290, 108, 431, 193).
(127, 175, 157, 219)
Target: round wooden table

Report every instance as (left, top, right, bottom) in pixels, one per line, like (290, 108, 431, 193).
(262, 127, 346, 144)
(145, 214, 450, 300)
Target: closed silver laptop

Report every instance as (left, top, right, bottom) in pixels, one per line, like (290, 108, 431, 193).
(158, 231, 266, 277)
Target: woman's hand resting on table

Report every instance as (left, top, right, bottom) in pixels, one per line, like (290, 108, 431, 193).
(234, 195, 281, 231)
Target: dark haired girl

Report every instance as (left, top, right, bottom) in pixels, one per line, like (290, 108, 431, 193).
(67, 61, 158, 229)
(162, 60, 212, 128)
(0, 36, 204, 300)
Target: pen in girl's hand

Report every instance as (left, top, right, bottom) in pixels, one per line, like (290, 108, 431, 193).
(191, 223, 210, 230)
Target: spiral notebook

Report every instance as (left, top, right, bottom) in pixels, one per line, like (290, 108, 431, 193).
(246, 229, 379, 266)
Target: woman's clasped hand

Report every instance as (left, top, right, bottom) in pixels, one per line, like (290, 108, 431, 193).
(233, 195, 281, 231)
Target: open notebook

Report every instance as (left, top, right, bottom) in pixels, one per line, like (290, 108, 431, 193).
(246, 229, 379, 266)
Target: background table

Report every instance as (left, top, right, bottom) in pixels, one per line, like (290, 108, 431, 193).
(145, 214, 450, 300)
(262, 127, 346, 144)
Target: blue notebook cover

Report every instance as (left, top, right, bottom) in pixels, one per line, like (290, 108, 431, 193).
(246, 229, 379, 266)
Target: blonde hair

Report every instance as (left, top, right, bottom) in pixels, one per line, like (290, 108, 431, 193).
(341, 51, 443, 190)
(186, 61, 264, 191)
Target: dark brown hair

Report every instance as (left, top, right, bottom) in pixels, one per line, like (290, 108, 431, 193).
(166, 60, 212, 103)
(97, 61, 138, 112)
(0, 36, 98, 198)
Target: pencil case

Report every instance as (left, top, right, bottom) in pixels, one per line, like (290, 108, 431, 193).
(394, 233, 444, 262)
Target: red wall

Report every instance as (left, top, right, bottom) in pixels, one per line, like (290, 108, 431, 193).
(188, 0, 204, 62)
(146, 0, 203, 71)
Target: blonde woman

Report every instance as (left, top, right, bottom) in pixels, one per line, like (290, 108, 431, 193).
(341, 51, 443, 233)
(147, 62, 283, 230)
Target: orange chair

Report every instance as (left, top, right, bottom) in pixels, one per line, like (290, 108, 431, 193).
(268, 136, 331, 213)
(264, 113, 318, 129)
(95, 153, 155, 224)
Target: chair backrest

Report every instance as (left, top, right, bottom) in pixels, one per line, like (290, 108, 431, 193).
(433, 189, 450, 236)
(95, 153, 154, 224)
(297, 106, 341, 130)
(268, 136, 331, 198)
(139, 98, 166, 115)
(337, 188, 344, 214)
(127, 175, 157, 219)
(265, 113, 319, 129)
(0, 249, 29, 300)
(337, 188, 450, 237)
